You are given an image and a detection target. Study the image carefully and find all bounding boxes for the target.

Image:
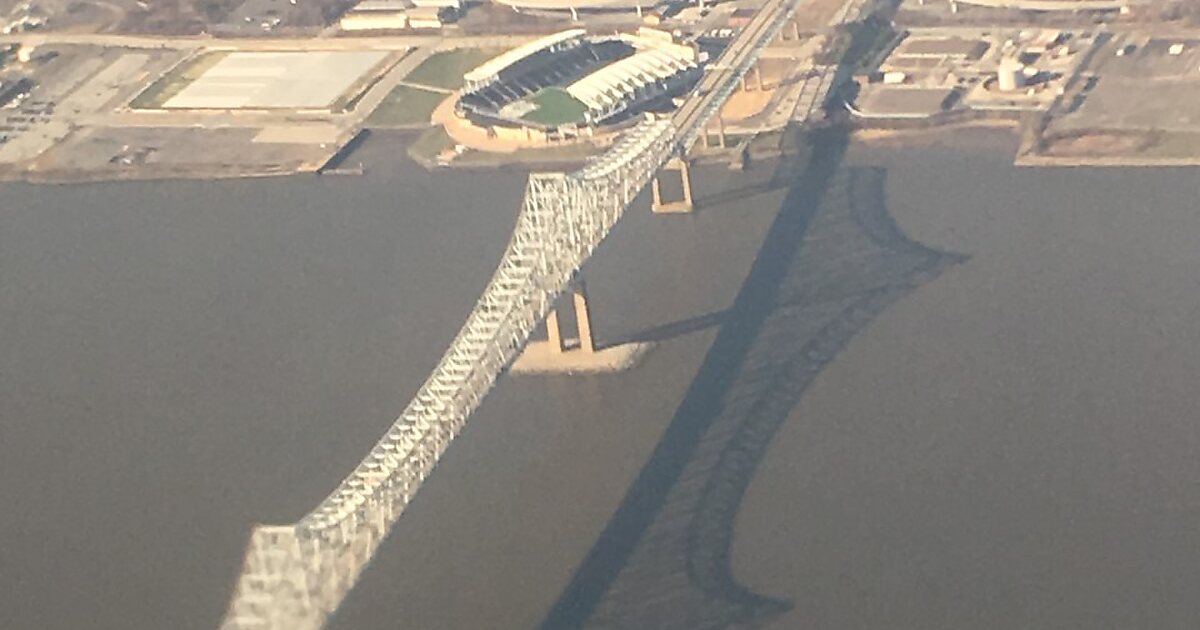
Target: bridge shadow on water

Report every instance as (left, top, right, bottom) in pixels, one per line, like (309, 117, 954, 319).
(540, 129, 967, 630)
(606, 308, 726, 347)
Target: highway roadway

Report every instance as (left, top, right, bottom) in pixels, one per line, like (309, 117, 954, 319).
(671, 0, 801, 147)
(722, 0, 868, 135)
(669, 0, 858, 149)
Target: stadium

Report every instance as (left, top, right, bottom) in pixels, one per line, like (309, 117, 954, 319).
(453, 29, 702, 143)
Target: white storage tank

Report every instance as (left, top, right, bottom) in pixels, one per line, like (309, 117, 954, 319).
(997, 59, 1025, 92)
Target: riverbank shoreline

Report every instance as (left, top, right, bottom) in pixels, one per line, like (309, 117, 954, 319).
(2, 110, 1194, 186)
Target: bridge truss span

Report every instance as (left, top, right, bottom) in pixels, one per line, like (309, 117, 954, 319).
(222, 119, 677, 630)
(221, 0, 825, 621)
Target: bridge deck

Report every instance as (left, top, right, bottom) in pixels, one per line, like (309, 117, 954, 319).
(220, 0, 863, 625)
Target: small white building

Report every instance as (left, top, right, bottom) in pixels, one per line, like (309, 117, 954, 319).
(340, 11, 408, 30)
(407, 6, 448, 28)
(411, 0, 461, 9)
(997, 58, 1026, 92)
(351, 0, 410, 9)
(340, 0, 412, 31)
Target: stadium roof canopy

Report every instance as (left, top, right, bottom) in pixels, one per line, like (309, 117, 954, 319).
(566, 48, 695, 114)
(463, 29, 587, 87)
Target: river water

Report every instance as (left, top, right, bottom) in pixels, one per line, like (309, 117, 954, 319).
(3, 130, 1200, 630)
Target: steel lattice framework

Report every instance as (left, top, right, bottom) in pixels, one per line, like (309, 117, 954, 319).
(221, 120, 677, 630)
(221, 0, 822, 623)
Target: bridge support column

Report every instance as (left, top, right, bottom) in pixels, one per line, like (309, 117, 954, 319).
(573, 279, 595, 354)
(701, 116, 726, 150)
(542, 279, 594, 355)
(652, 157, 694, 214)
(511, 277, 650, 374)
(741, 64, 764, 92)
(545, 306, 565, 352)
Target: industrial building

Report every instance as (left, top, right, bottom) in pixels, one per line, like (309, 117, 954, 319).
(849, 86, 960, 119)
(854, 27, 1099, 122)
(456, 29, 700, 133)
(492, 0, 661, 17)
(890, 36, 990, 64)
(407, 6, 452, 28)
(339, 0, 460, 31)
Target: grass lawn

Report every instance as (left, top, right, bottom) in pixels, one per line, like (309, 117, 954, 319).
(408, 126, 455, 162)
(367, 85, 447, 127)
(403, 48, 506, 91)
(520, 88, 589, 126)
(129, 52, 227, 109)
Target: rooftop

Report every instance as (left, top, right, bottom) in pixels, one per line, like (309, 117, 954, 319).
(491, 0, 656, 11)
(856, 86, 957, 118)
(463, 29, 586, 85)
(350, 0, 411, 11)
(163, 51, 389, 110)
(893, 37, 990, 60)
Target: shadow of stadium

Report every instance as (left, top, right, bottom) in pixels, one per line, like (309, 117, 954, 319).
(541, 129, 966, 630)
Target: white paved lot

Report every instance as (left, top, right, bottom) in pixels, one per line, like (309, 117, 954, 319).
(164, 51, 389, 110)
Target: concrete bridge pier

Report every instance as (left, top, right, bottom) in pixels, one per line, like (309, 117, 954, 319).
(544, 278, 595, 354)
(701, 115, 728, 150)
(511, 277, 650, 374)
(651, 157, 694, 214)
(740, 63, 765, 92)
(729, 140, 751, 171)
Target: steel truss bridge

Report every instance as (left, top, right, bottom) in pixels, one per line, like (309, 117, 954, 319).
(222, 0, 843, 625)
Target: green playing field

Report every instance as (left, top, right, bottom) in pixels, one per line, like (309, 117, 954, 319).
(520, 88, 590, 126)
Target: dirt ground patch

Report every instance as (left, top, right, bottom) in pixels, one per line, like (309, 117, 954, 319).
(721, 88, 775, 121)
